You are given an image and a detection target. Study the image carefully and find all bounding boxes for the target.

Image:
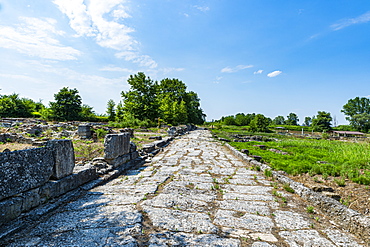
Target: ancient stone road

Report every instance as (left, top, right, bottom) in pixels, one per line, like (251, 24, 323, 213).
(6, 130, 366, 246)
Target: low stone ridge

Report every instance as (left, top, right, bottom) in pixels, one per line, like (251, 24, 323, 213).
(0, 147, 53, 201)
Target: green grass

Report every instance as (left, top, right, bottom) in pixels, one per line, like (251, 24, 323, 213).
(214, 127, 370, 185)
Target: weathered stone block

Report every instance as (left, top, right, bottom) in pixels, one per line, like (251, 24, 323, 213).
(104, 133, 130, 160)
(47, 140, 75, 180)
(0, 147, 54, 201)
(0, 197, 23, 226)
(153, 140, 166, 148)
(40, 166, 97, 199)
(77, 125, 92, 139)
(111, 154, 131, 167)
(131, 151, 139, 160)
(142, 143, 155, 153)
(130, 141, 137, 153)
(21, 188, 41, 212)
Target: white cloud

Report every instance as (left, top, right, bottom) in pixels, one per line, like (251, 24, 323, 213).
(194, 5, 210, 12)
(100, 65, 135, 73)
(53, 0, 157, 68)
(221, 65, 253, 73)
(267, 70, 282, 77)
(331, 11, 370, 31)
(254, 70, 263, 75)
(116, 51, 157, 68)
(212, 76, 222, 84)
(159, 67, 185, 74)
(0, 17, 81, 60)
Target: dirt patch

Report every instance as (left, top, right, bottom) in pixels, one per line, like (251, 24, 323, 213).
(0, 143, 34, 152)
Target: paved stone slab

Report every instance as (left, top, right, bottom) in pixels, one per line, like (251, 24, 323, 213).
(323, 229, 364, 247)
(9, 226, 140, 247)
(279, 229, 336, 246)
(223, 192, 274, 201)
(214, 209, 274, 233)
(223, 185, 272, 195)
(274, 210, 311, 230)
(143, 206, 217, 233)
(142, 193, 210, 212)
(219, 200, 270, 215)
(149, 232, 240, 247)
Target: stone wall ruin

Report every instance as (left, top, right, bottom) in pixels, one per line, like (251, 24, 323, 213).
(0, 133, 140, 227)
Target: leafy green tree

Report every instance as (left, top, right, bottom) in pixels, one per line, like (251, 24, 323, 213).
(348, 113, 370, 132)
(173, 100, 188, 124)
(272, 116, 285, 125)
(106, 99, 116, 121)
(0, 93, 40, 118)
(341, 97, 370, 132)
(304, 116, 312, 126)
(183, 91, 205, 124)
(235, 113, 249, 126)
(49, 87, 82, 121)
(286, 112, 299, 125)
(121, 72, 158, 121)
(312, 111, 332, 132)
(222, 115, 236, 125)
(250, 114, 270, 132)
(115, 101, 125, 122)
(80, 104, 96, 121)
(159, 95, 175, 124)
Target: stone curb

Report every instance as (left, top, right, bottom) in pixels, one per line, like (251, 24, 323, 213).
(224, 142, 370, 243)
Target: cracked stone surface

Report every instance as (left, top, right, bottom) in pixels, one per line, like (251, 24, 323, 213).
(4, 130, 366, 246)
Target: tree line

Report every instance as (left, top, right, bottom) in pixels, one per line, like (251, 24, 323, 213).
(217, 96, 370, 133)
(0, 72, 206, 126)
(106, 72, 205, 126)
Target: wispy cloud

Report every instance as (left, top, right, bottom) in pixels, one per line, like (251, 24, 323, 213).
(53, 0, 157, 68)
(0, 17, 81, 60)
(100, 65, 135, 73)
(159, 67, 185, 74)
(253, 70, 263, 75)
(267, 70, 282, 77)
(212, 76, 222, 84)
(194, 5, 210, 12)
(331, 11, 370, 31)
(221, 65, 253, 73)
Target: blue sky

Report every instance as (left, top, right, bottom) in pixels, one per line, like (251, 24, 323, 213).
(1, 0, 370, 125)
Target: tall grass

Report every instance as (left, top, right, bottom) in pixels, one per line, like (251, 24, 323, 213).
(231, 138, 370, 185)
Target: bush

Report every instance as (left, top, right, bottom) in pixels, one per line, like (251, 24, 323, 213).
(94, 128, 108, 139)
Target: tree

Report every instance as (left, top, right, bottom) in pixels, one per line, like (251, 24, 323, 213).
(235, 113, 249, 126)
(49, 87, 82, 121)
(183, 91, 205, 124)
(222, 116, 236, 125)
(348, 113, 370, 132)
(303, 117, 312, 126)
(0, 93, 42, 118)
(272, 116, 285, 125)
(250, 114, 270, 132)
(341, 97, 370, 132)
(312, 111, 332, 132)
(80, 104, 96, 121)
(115, 101, 125, 122)
(121, 72, 158, 121)
(286, 112, 299, 125)
(106, 99, 116, 121)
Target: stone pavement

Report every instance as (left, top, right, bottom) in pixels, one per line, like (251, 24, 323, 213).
(5, 130, 366, 246)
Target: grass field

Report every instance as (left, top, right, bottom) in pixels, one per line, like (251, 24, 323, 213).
(212, 127, 370, 185)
